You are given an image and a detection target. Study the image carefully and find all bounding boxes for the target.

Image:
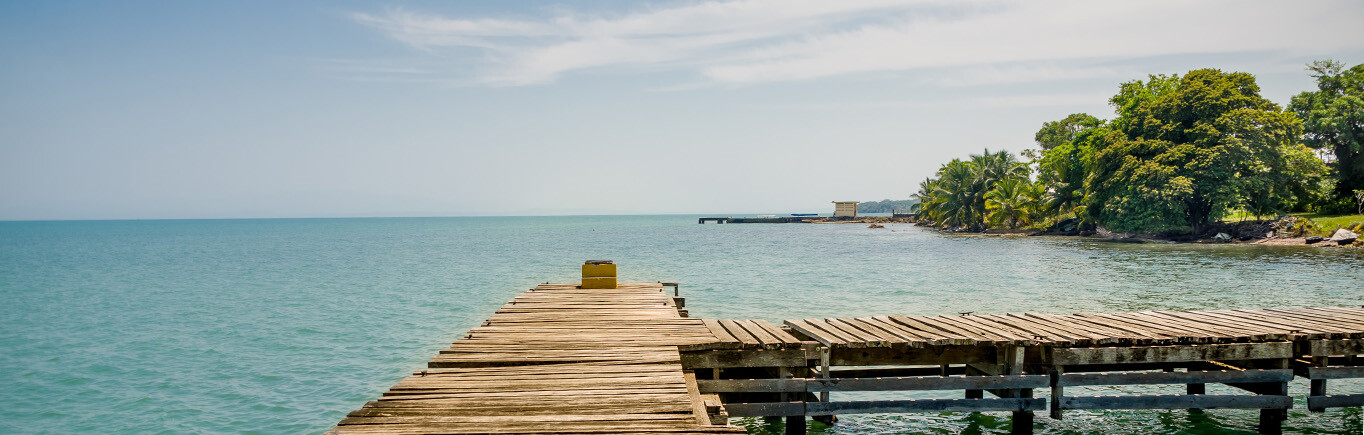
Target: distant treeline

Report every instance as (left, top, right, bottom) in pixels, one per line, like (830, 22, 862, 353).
(913, 60, 1364, 234)
(858, 199, 919, 213)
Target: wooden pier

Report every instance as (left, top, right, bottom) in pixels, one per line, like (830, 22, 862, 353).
(332, 282, 1364, 434)
(329, 282, 746, 434)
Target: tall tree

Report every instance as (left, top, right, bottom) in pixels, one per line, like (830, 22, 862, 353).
(1289, 60, 1364, 200)
(1089, 69, 1306, 233)
(1034, 116, 1108, 221)
(1034, 113, 1102, 150)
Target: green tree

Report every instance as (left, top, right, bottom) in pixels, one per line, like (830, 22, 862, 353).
(1034, 116, 1109, 222)
(912, 149, 1031, 230)
(1089, 69, 1307, 233)
(1289, 60, 1364, 200)
(985, 178, 1032, 229)
(1034, 113, 1102, 150)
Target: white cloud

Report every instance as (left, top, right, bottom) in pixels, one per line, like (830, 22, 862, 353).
(350, 0, 1364, 86)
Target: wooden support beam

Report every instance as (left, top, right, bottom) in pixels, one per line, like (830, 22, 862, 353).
(829, 366, 966, 378)
(830, 345, 995, 366)
(1058, 369, 1292, 386)
(1308, 394, 1364, 411)
(681, 348, 811, 369)
(1006, 345, 1033, 435)
(725, 398, 1045, 417)
(1050, 342, 1292, 365)
(1306, 366, 1364, 380)
(683, 371, 710, 426)
(1060, 394, 1292, 410)
(1049, 366, 1063, 420)
(697, 375, 1049, 393)
(1307, 339, 1364, 356)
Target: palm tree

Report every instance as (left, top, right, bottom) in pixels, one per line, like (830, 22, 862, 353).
(985, 178, 1031, 229)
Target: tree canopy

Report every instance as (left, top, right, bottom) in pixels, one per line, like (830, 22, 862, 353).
(1289, 60, 1364, 201)
(1087, 69, 1318, 233)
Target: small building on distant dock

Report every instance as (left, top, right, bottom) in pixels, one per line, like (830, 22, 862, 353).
(832, 201, 859, 218)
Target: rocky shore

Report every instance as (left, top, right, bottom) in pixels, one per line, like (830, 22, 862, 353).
(903, 216, 1364, 248)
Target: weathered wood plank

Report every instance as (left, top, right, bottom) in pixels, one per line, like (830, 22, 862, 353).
(1050, 342, 1292, 365)
(1308, 394, 1364, 410)
(1306, 366, 1364, 380)
(1307, 339, 1364, 356)
(722, 398, 1045, 417)
(808, 398, 1046, 415)
(697, 375, 1049, 393)
(1060, 394, 1292, 410)
(1058, 369, 1293, 386)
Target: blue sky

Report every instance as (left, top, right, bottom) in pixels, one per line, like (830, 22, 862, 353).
(3, 0, 1363, 220)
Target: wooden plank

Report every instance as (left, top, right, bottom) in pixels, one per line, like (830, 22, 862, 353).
(1259, 308, 1364, 330)
(1222, 309, 1351, 336)
(1307, 394, 1364, 410)
(932, 315, 1029, 344)
(1060, 395, 1292, 410)
(865, 315, 938, 345)
(721, 402, 804, 417)
(1078, 312, 1208, 342)
(680, 348, 811, 369)
(887, 315, 976, 345)
(1307, 339, 1364, 356)
(1105, 312, 1222, 341)
(732, 320, 783, 349)
(835, 318, 909, 346)
(807, 398, 1045, 415)
(698, 375, 1048, 393)
(825, 318, 893, 347)
(1140, 311, 1271, 341)
(782, 319, 845, 347)
(1058, 369, 1293, 386)
(723, 398, 1045, 417)
(682, 371, 709, 425)
(717, 319, 761, 348)
(1064, 313, 1177, 344)
(1306, 366, 1364, 380)
(751, 319, 803, 345)
(1166, 311, 1305, 340)
(1050, 342, 1293, 365)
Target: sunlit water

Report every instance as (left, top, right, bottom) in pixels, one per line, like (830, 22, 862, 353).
(1, 216, 1361, 434)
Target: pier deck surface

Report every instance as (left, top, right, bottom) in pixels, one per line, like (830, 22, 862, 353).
(783, 306, 1364, 348)
(330, 283, 745, 435)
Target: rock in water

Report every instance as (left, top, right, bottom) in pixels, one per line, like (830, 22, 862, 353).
(1305, 236, 1324, 244)
(868, 223, 884, 229)
(1213, 233, 1232, 242)
(1329, 228, 1358, 245)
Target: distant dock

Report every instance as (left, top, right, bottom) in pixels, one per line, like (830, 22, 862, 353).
(331, 281, 1364, 434)
(698, 216, 818, 224)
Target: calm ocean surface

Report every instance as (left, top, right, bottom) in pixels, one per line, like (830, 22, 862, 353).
(1, 215, 1362, 434)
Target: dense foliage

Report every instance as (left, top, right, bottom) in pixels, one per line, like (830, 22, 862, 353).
(857, 199, 918, 213)
(1289, 60, 1364, 204)
(914, 63, 1346, 234)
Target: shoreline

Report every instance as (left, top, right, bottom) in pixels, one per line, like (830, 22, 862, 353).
(815, 217, 1363, 249)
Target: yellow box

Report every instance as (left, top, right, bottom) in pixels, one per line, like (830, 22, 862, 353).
(582, 263, 617, 278)
(581, 277, 617, 289)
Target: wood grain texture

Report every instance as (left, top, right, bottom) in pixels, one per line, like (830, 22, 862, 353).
(331, 282, 745, 434)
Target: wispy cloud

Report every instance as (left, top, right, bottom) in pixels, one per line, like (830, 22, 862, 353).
(745, 92, 1112, 111)
(349, 0, 1364, 87)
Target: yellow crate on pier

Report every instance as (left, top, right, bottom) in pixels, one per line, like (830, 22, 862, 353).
(581, 277, 617, 289)
(581, 260, 617, 289)
(582, 263, 617, 278)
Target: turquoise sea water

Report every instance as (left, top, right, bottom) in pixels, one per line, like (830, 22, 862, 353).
(1, 215, 1362, 434)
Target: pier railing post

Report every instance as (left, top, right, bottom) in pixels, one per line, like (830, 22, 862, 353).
(812, 347, 834, 425)
(1049, 364, 1063, 420)
(1256, 358, 1290, 435)
(1007, 345, 1034, 435)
